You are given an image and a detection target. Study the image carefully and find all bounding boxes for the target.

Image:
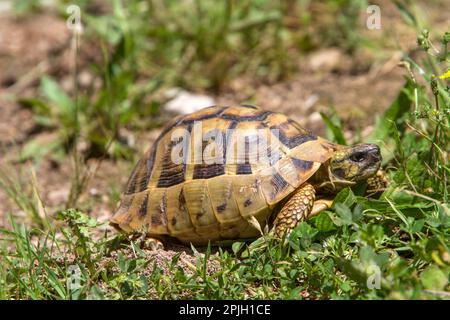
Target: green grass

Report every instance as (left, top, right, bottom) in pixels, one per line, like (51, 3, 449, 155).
(0, 1, 449, 300)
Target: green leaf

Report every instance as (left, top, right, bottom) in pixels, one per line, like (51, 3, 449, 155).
(313, 212, 336, 232)
(320, 111, 347, 145)
(40, 76, 74, 116)
(352, 203, 364, 222)
(44, 265, 66, 299)
(292, 222, 318, 239)
(88, 285, 104, 300)
(334, 203, 353, 226)
(411, 219, 425, 233)
(290, 222, 318, 249)
(118, 252, 127, 272)
(232, 242, 244, 254)
(359, 246, 376, 264)
(332, 188, 356, 208)
(352, 181, 367, 196)
(393, 1, 418, 27)
(18, 136, 62, 162)
(420, 266, 448, 290)
(19, 97, 51, 114)
(335, 258, 368, 286)
(374, 252, 390, 268)
(360, 224, 386, 247)
(360, 192, 433, 213)
(340, 281, 352, 292)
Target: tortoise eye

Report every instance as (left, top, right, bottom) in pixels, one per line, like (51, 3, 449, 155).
(350, 152, 366, 162)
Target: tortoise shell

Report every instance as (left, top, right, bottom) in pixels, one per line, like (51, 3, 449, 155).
(111, 105, 340, 245)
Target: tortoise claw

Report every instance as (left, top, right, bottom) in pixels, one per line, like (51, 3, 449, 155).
(366, 170, 389, 197)
(143, 238, 164, 251)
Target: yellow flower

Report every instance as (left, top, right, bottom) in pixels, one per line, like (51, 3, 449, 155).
(439, 69, 450, 79)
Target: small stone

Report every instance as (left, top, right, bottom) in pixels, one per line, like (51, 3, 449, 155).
(89, 188, 100, 197)
(165, 88, 215, 115)
(308, 112, 323, 128)
(0, 1, 12, 13)
(78, 70, 92, 87)
(308, 48, 344, 72)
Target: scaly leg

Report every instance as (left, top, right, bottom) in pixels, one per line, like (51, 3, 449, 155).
(272, 183, 317, 238)
(310, 199, 333, 216)
(143, 237, 164, 251)
(366, 170, 388, 196)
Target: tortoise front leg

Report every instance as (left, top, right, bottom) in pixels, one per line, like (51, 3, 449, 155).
(310, 199, 333, 216)
(366, 170, 388, 196)
(272, 183, 323, 238)
(143, 237, 164, 251)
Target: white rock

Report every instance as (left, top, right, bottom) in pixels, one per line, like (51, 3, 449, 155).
(0, 1, 12, 14)
(308, 48, 343, 72)
(308, 111, 323, 124)
(89, 188, 100, 197)
(165, 88, 215, 115)
(78, 70, 92, 87)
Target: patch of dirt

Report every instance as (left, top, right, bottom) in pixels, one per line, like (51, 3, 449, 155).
(0, 13, 70, 147)
(0, 101, 35, 145)
(0, 13, 69, 89)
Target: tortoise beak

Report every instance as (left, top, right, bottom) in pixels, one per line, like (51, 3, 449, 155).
(350, 144, 381, 162)
(365, 144, 381, 163)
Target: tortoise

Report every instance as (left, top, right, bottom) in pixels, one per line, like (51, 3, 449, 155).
(111, 105, 385, 248)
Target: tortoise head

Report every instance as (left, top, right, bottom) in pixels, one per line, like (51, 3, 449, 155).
(324, 144, 381, 191)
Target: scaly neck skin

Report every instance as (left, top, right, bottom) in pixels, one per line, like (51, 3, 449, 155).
(310, 161, 355, 195)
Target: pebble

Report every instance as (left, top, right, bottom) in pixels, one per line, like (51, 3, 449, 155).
(165, 88, 215, 115)
(308, 48, 343, 72)
(308, 111, 323, 125)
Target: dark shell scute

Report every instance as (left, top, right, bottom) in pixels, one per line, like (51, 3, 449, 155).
(274, 126, 317, 149)
(270, 172, 289, 198)
(157, 139, 186, 188)
(236, 163, 252, 175)
(124, 159, 150, 195)
(138, 194, 149, 218)
(222, 110, 272, 122)
(290, 157, 314, 172)
(193, 163, 225, 180)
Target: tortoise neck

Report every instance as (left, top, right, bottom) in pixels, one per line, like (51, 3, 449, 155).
(310, 161, 354, 195)
(310, 162, 331, 193)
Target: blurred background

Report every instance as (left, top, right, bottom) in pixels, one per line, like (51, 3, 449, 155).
(0, 0, 448, 226)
